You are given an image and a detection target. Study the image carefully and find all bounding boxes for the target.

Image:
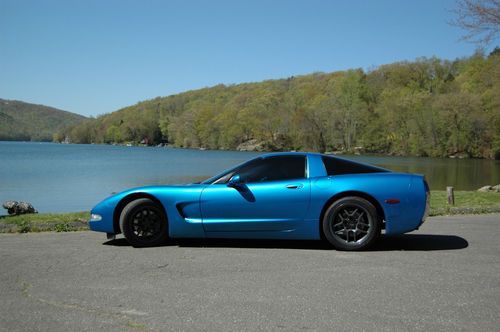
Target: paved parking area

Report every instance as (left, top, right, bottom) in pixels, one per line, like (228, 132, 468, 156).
(1, 214, 499, 331)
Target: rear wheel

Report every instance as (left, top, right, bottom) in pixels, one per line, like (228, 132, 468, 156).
(119, 198, 168, 247)
(322, 196, 380, 251)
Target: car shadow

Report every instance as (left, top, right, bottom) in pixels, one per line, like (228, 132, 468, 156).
(103, 234, 468, 251)
(368, 234, 468, 251)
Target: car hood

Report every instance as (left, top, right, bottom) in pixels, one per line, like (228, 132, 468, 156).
(92, 183, 207, 211)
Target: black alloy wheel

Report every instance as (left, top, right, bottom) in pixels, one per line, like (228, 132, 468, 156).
(119, 198, 168, 247)
(322, 196, 380, 251)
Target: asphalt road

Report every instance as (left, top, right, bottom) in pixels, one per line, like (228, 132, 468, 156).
(1, 214, 499, 331)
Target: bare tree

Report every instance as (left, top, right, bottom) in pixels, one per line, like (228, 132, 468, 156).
(451, 0, 500, 45)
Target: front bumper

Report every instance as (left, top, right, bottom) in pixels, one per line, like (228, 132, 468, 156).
(88, 206, 116, 233)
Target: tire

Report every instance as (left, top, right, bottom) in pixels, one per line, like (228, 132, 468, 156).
(322, 196, 380, 251)
(119, 198, 168, 247)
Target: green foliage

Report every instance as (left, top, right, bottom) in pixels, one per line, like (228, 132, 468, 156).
(63, 53, 500, 158)
(17, 220, 32, 233)
(54, 223, 71, 232)
(52, 132, 65, 143)
(0, 99, 86, 141)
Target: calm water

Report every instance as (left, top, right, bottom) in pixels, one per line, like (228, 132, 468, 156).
(1, 141, 499, 213)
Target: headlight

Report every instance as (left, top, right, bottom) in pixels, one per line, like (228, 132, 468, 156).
(90, 214, 102, 221)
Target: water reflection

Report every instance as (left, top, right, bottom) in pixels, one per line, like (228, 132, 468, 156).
(343, 155, 500, 191)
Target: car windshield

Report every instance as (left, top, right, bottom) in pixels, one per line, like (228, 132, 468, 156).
(201, 159, 255, 184)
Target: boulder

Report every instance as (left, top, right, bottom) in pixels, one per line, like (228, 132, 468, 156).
(237, 139, 266, 152)
(2, 201, 38, 215)
(3, 201, 17, 210)
(236, 138, 287, 152)
(477, 185, 492, 192)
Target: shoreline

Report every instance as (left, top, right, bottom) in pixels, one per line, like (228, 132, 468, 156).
(2, 140, 498, 161)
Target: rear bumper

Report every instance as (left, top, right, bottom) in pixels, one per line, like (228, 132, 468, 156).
(415, 181, 431, 230)
(422, 180, 431, 222)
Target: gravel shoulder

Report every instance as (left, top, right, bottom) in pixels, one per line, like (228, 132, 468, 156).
(1, 214, 499, 331)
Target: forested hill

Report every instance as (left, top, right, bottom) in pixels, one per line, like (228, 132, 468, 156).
(61, 51, 500, 159)
(0, 99, 86, 141)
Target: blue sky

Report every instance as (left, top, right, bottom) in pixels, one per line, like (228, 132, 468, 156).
(0, 0, 484, 117)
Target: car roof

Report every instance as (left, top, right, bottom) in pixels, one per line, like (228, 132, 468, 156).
(259, 151, 322, 158)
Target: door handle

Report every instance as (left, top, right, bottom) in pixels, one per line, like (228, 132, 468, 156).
(286, 184, 303, 189)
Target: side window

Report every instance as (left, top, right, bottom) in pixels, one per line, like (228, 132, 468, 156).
(237, 156, 306, 183)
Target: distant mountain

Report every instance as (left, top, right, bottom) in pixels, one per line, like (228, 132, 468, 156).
(0, 99, 86, 141)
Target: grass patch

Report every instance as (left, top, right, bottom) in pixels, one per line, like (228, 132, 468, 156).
(0, 212, 89, 233)
(126, 320, 148, 330)
(430, 191, 500, 216)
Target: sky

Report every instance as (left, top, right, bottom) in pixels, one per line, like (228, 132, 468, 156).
(0, 0, 486, 117)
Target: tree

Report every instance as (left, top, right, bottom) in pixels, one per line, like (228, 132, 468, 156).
(331, 70, 366, 152)
(434, 92, 482, 156)
(104, 125, 121, 143)
(52, 132, 65, 143)
(451, 0, 500, 45)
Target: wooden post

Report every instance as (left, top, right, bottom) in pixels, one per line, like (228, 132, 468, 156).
(447, 186, 455, 205)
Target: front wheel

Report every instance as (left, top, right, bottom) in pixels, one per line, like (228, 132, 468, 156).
(119, 198, 168, 247)
(322, 196, 380, 251)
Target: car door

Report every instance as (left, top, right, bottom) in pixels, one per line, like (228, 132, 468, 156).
(200, 155, 310, 232)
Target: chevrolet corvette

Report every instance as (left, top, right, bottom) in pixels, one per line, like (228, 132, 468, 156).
(89, 152, 430, 250)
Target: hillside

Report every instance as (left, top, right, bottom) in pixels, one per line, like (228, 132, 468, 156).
(62, 51, 500, 159)
(0, 99, 86, 141)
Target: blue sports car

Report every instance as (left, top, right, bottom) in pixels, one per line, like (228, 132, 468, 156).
(89, 152, 430, 250)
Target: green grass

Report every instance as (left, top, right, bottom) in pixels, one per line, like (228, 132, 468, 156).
(0, 212, 89, 233)
(430, 191, 500, 216)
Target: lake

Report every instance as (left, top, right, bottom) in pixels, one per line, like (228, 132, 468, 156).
(1, 141, 499, 213)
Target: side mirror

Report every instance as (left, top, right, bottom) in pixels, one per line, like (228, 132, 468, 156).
(227, 174, 242, 188)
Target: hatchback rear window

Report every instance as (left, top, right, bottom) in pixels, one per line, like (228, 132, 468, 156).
(322, 156, 388, 175)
